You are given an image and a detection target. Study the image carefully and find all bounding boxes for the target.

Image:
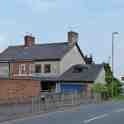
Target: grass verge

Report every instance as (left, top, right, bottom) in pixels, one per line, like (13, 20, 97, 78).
(113, 95, 124, 101)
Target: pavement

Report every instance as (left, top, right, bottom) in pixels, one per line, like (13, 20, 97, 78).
(1, 101, 124, 124)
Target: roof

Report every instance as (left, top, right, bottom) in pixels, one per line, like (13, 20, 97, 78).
(0, 42, 70, 62)
(12, 76, 58, 82)
(32, 76, 58, 82)
(59, 64, 104, 82)
(0, 42, 84, 62)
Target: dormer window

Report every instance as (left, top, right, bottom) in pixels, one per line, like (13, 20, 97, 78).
(73, 65, 88, 73)
(73, 66, 83, 73)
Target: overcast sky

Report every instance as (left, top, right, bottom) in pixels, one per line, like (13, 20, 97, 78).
(0, 0, 124, 78)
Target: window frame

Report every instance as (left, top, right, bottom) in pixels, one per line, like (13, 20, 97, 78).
(29, 64, 34, 74)
(19, 64, 26, 74)
(44, 64, 51, 73)
(35, 64, 42, 73)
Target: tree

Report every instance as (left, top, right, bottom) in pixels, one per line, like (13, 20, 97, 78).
(104, 63, 112, 84)
(104, 63, 122, 97)
(107, 78, 122, 97)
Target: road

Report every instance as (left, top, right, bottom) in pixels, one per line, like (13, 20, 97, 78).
(1, 101, 124, 124)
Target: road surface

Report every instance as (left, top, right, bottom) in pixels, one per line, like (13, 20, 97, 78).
(1, 101, 124, 124)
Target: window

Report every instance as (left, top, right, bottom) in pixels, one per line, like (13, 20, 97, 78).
(0, 63, 9, 78)
(44, 64, 51, 73)
(29, 64, 34, 74)
(19, 64, 26, 74)
(15, 64, 19, 74)
(35, 64, 41, 73)
(73, 67, 83, 73)
(73, 65, 88, 73)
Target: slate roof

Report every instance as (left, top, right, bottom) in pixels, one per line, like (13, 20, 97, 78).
(59, 64, 104, 82)
(32, 76, 58, 82)
(13, 76, 58, 82)
(0, 42, 72, 62)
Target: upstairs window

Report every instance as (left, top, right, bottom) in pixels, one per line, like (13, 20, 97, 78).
(19, 64, 26, 74)
(29, 64, 34, 74)
(44, 64, 51, 73)
(35, 64, 41, 73)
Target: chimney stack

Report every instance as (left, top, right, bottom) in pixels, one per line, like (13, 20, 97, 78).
(24, 35, 35, 47)
(84, 55, 93, 64)
(68, 31, 78, 47)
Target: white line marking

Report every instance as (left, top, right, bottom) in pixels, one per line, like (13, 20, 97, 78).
(115, 108, 124, 113)
(0, 107, 81, 124)
(0, 112, 61, 124)
(84, 114, 108, 124)
(88, 114, 97, 118)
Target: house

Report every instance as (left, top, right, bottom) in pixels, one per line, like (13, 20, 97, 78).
(57, 64, 106, 97)
(0, 31, 107, 100)
(0, 31, 87, 99)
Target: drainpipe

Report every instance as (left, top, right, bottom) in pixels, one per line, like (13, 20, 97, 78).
(8, 62, 11, 79)
(56, 81, 61, 93)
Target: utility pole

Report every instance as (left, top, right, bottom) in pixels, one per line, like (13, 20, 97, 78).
(112, 32, 119, 97)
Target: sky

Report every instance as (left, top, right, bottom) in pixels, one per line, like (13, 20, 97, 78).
(0, 0, 124, 78)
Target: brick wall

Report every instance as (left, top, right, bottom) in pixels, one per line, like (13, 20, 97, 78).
(0, 79, 41, 100)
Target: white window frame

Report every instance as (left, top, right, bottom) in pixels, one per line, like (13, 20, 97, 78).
(44, 64, 51, 73)
(19, 64, 26, 75)
(29, 64, 34, 74)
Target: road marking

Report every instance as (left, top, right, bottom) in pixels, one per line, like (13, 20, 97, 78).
(0, 112, 61, 124)
(2, 106, 124, 124)
(83, 114, 108, 124)
(0, 107, 81, 124)
(115, 108, 124, 113)
(88, 114, 97, 118)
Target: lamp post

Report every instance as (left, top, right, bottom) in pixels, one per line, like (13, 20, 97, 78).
(112, 32, 119, 97)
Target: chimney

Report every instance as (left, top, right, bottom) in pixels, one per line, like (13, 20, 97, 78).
(84, 55, 93, 64)
(24, 35, 35, 47)
(68, 31, 78, 47)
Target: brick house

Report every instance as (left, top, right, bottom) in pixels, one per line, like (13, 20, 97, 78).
(0, 31, 106, 99)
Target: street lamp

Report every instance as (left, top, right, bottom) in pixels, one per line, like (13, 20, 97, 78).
(112, 32, 119, 97)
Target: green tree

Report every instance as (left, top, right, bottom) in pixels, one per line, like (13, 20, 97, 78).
(104, 63, 122, 97)
(92, 83, 109, 94)
(104, 63, 112, 84)
(107, 79, 122, 97)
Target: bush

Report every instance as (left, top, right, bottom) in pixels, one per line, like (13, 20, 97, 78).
(92, 83, 109, 94)
(92, 83, 109, 100)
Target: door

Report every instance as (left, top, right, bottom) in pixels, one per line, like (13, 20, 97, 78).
(61, 83, 85, 93)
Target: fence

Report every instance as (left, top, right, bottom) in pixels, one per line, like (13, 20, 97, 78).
(0, 92, 104, 122)
(31, 92, 94, 112)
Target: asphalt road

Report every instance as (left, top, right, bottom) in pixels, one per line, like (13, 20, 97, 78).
(1, 101, 124, 124)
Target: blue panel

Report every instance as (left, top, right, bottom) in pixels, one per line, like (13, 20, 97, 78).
(61, 83, 85, 92)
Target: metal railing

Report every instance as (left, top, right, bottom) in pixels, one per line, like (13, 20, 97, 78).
(0, 92, 103, 122)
